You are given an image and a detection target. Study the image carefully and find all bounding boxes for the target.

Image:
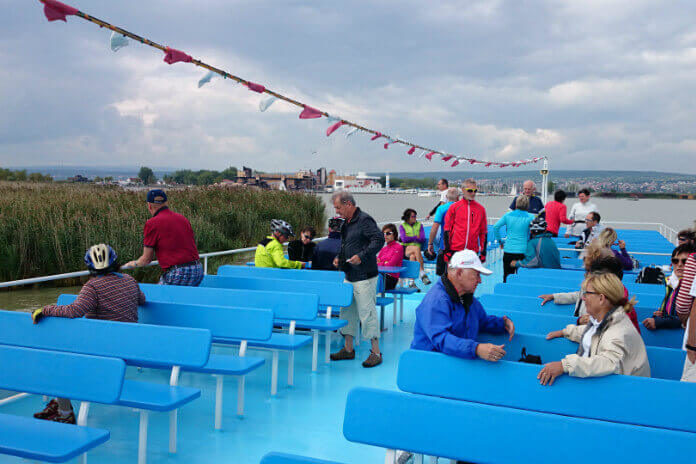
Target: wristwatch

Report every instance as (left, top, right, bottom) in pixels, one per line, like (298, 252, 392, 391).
(686, 344, 696, 352)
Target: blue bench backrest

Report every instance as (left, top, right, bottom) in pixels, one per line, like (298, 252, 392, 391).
(57, 295, 273, 342)
(0, 344, 125, 404)
(516, 267, 657, 284)
(139, 283, 318, 322)
(260, 452, 343, 464)
(478, 332, 684, 380)
(494, 282, 663, 308)
(508, 273, 664, 295)
(343, 387, 696, 464)
(218, 265, 345, 282)
(201, 275, 353, 308)
(397, 349, 696, 434)
(0, 308, 210, 368)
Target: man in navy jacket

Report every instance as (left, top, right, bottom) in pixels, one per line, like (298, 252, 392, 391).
(411, 250, 515, 361)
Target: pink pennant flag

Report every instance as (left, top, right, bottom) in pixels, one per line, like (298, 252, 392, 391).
(299, 105, 323, 119)
(370, 132, 382, 141)
(441, 155, 453, 162)
(163, 47, 192, 65)
(326, 121, 344, 137)
(247, 82, 266, 93)
(407, 147, 415, 155)
(469, 159, 477, 165)
(384, 143, 390, 149)
(42, 0, 79, 22)
(485, 162, 493, 167)
(451, 160, 460, 167)
(425, 152, 436, 161)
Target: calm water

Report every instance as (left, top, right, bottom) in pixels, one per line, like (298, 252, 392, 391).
(2, 194, 693, 311)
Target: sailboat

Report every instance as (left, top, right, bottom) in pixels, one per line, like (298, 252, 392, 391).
(508, 184, 518, 198)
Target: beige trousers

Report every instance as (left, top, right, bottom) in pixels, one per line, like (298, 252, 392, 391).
(340, 276, 380, 340)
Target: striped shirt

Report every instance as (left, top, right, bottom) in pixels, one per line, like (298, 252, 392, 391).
(43, 273, 145, 322)
(675, 253, 696, 316)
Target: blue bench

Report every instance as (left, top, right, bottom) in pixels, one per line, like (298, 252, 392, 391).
(342, 386, 696, 464)
(508, 272, 665, 295)
(139, 283, 318, 395)
(218, 264, 345, 282)
(516, 267, 669, 285)
(477, 332, 685, 380)
(58, 295, 272, 429)
(0, 345, 123, 463)
(384, 260, 421, 325)
(0, 309, 209, 464)
(260, 453, 342, 464)
(201, 274, 351, 368)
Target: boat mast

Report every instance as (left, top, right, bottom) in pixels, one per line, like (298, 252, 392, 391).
(540, 158, 549, 204)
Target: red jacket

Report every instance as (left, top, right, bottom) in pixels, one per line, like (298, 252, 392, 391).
(544, 200, 573, 235)
(443, 199, 488, 256)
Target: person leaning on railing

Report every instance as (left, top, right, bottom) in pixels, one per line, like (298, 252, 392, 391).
(287, 225, 316, 262)
(255, 219, 306, 269)
(539, 272, 650, 386)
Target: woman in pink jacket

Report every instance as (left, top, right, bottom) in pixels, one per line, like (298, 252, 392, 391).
(377, 223, 404, 290)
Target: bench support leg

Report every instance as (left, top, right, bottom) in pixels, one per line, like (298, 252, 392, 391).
(311, 330, 319, 372)
(271, 351, 279, 396)
(393, 296, 397, 326)
(138, 411, 149, 464)
(169, 410, 177, 453)
(429, 457, 438, 464)
(215, 375, 224, 430)
(384, 449, 396, 464)
(400, 295, 404, 322)
(288, 351, 295, 386)
(324, 332, 331, 364)
(237, 376, 245, 416)
(414, 454, 424, 464)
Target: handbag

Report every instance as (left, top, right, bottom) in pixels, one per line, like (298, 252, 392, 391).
(518, 347, 542, 364)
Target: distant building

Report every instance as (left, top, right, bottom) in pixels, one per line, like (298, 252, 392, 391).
(67, 174, 91, 183)
(331, 172, 383, 192)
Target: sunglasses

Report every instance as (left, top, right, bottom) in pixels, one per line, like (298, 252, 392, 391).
(384, 231, 394, 236)
(581, 291, 599, 297)
(465, 188, 478, 193)
(672, 258, 688, 265)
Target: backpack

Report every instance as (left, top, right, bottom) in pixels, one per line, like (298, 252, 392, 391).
(635, 266, 665, 285)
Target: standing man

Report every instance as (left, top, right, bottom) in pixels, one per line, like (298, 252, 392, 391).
(509, 180, 544, 214)
(125, 189, 203, 286)
(443, 179, 488, 264)
(426, 178, 449, 220)
(566, 188, 599, 237)
(427, 187, 460, 256)
(329, 191, 385, 368)
(255, 219, 306, 269)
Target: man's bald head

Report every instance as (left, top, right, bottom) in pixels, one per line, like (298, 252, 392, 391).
(523, 180, 536, 197)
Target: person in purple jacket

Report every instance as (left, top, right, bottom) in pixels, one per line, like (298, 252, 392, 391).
(399, 208, 431, 285)
(411, 250, 515, 359)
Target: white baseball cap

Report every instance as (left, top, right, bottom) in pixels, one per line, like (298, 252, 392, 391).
(448, 250, 492, 275)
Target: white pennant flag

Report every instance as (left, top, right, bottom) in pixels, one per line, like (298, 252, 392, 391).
(259, 96, 277, 112)
(345, 127, 359, 138)
(110, 31, 129, 52)
(197, 71, 215, 88)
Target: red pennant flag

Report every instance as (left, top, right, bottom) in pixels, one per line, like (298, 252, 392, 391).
(451, 160, 460, 167)
(42, 0, 79, 22)
(407, 147, 415, 155)
(485, 162, 492, 167)
(247, 82, 265, 93)
(163, 47, 192, 65)
(370, 132, 382, 141)
(299, 105, 323, 119)
(425, 152, 436, 161)
(441, 155, 453, 162)
(469, 160, 476, 165)
(384, 143, 389, 149)
(326, 121, 344, 136)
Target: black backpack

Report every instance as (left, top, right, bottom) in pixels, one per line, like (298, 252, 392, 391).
(635, 266, 666, 285)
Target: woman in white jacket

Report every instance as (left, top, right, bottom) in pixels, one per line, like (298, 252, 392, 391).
(538, 272, 650, 385)
(565, 188, 599, 237)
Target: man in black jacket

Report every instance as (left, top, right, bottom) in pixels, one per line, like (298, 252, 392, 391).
(311, 218, 343, 271)
(329, 191, 385, 367)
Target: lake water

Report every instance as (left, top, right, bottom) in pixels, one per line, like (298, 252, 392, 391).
(2, 194, 693, 311)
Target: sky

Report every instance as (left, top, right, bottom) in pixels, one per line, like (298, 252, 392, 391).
(2, 0, 696, 173)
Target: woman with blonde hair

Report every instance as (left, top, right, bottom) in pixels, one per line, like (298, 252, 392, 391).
(538, 272, 650, 385)
(584, 227, 633, 270)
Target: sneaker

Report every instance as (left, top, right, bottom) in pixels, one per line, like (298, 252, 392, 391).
(421, 274, 432, 285)
(53, 411, 76, 425)
(362, 350, 383, 368)
(34, 399, 59, 420)
(396, 451, 414, 464)
(330, 347, 356, 361)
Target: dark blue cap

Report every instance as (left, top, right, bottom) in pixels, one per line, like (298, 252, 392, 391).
(146, 189, 167, 204)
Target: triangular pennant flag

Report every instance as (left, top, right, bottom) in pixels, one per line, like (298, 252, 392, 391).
(345, 127, 359, 138)
(110, 31, 129, 52)
(485, 162, 493, 167)
(441, 155, 453, 162)
(326, 121, 344, 137)
(198, 71, 215, 88)
(299, 105, 323, 119)
(370, 132, 382, 141)
(163, 47, 192, 64)
(42, 0, 79, 22)
(425, 152, 436, 161)
(259, 96, 277, 112)
(326, 115, 340, 124)
(383, 140, 391, 149)
(246, 82, 265, 93)
(451, 160, 460, 167)
(407, 147, 415, 155)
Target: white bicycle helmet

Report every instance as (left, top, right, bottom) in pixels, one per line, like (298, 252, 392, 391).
(270, 219, 295, 237)
(84, 243, 117, 271)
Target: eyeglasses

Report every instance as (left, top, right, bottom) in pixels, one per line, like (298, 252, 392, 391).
(465, 188, 478, 193)
(672, 258, 688, 265)
(581, 291, 599, 297)
(678, 237, 690, 242)
(585, 218, 595, 223)
(384, 231, 393, 236)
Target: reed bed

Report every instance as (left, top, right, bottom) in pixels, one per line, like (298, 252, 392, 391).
(0, 182, 326, 283)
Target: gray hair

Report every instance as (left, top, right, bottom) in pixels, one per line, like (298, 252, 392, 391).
(331, 190, 356, 206)
(462, 178, 477, 188)
(515, 195, 529, 211)
(446, 187, 460, 202)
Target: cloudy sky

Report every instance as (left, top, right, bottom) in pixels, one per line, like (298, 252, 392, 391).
(2, 0, 696, 173)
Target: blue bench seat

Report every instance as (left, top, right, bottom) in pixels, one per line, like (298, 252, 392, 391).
(118, 380, 201, 412)
(261, 452, 343, 464)
(216, 333, 313, 351)
(184, 354, 265, 376)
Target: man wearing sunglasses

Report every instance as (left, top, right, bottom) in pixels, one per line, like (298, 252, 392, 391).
(442, 179, 488, 267)
(509, 180, 544, 215)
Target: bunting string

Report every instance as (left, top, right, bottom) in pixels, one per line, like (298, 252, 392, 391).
(37, 0, 547, 168)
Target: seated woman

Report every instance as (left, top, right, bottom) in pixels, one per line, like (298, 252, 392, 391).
(510, 217, 561, 270)
(538, 272, 650, 385)
(377, 223, 404, 291)
(399, 208, 431, 285)
(288, 225, 316, 262)
(493, 195, 535, 282)
(584, 227, 633, 271)
(31, 244, 145, 423)
(643, 243, 696, 330)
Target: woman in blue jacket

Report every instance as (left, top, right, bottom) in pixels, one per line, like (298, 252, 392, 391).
(493, 195, 535, 282)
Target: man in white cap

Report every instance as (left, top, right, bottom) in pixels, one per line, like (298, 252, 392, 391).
(410, 249, 514, 360)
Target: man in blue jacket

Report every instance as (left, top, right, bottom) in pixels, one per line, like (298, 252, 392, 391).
(411, 249, 515, 360)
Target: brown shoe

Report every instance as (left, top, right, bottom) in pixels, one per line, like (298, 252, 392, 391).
(362, 351, 383, 368)
(34, 399, 59, 420)
(53, 411, 76, 425)
(330, 347, 356, 361)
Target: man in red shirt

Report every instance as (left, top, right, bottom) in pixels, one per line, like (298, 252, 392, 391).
(443, 178, 488, 263)
(125, 189, 203, 286)
(544, 190, 573, 237)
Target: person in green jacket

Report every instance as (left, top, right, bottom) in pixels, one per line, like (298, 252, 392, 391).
(255, 219, 306, 269)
